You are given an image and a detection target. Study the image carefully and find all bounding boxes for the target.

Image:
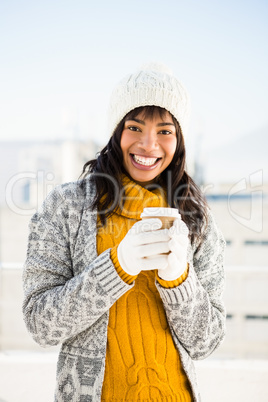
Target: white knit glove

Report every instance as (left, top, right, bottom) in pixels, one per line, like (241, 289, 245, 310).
(158, 216, 189, 281)
(117, 218, 170, 276)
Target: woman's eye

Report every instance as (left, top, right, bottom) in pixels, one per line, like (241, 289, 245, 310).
(159, 130, 172, 135)
(128, 126, 141, 132)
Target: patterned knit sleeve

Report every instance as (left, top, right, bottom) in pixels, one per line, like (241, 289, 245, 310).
(156, 209, 226, 360)
(22, 182, 133, 347)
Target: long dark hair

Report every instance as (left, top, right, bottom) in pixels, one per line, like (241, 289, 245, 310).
(81, 106, 208, 243)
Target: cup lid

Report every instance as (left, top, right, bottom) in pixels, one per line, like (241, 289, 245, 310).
(140, 207, 179, 218)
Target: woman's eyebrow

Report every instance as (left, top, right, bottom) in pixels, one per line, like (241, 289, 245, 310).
(157, 122, 175, 127)
(126, 118, 145, 125)
(126, 118, 175, 127)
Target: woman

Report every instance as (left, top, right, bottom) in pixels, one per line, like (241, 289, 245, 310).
(23, 64, 226, 402)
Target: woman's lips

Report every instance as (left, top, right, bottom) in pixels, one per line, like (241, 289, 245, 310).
(130, 154, 162, 170)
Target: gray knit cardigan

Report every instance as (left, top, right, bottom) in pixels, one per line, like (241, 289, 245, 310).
(22, 178, 226, 402)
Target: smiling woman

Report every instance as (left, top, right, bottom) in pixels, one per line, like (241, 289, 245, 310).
(23, 63, 226, 402)
(82, 99, 205, 242)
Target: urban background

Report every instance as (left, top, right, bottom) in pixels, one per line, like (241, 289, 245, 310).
(0, 1, 267, 401)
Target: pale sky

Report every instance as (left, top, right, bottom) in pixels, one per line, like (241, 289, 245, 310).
(0, 0, 267, 152)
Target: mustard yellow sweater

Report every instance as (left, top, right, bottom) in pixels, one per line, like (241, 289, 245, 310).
(97, 177, 192, 401)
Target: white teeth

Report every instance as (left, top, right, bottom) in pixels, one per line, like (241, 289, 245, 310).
(133, 155, 158, 166)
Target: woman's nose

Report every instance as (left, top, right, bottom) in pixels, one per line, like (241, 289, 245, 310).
(139, 131, 159, 151)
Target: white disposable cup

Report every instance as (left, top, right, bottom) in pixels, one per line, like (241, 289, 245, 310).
(140, 207, 179, 229)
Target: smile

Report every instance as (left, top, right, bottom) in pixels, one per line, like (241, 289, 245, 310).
(132, 154, 161, 166)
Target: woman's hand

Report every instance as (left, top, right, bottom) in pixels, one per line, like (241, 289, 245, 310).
(158, 217, 189, 281)
(117, 218, 170, 276)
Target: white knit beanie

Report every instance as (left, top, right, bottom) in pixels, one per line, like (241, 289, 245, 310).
(108, 63, 190, 138)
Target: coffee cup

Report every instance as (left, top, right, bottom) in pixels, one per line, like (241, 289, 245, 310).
(140, 207, 179, 229)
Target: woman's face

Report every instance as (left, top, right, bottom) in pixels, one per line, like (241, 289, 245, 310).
(120, 110, 177, 186)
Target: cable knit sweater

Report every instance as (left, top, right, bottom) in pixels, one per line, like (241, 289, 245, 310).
(98, 178, 192, 400)
(22, 177, 226, 402)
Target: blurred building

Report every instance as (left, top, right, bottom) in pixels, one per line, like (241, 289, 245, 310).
(0, 139, 99, 262)
(206, 183, 268, 267)
(1, 139, 99, 207)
